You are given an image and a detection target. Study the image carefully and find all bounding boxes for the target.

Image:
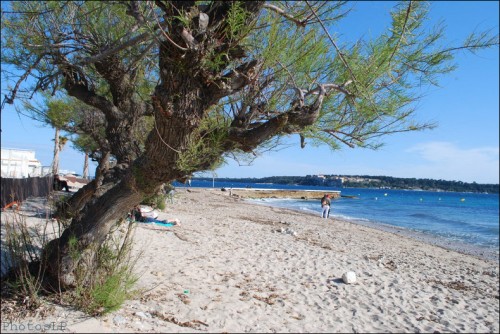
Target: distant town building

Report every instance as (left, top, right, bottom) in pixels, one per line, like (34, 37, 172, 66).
(59, 169, 78, 176)
(328, 176, 343, 187)
(41, 166, 52, 176)
(308, 174, 343, 187)
(1, 148, 43, 178)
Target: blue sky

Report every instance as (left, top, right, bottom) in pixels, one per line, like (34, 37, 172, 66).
(1, 1, 499, 184)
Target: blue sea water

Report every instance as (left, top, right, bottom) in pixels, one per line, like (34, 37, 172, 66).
(175, 180, 499, 254)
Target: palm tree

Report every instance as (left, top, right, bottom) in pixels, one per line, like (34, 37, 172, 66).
(52, 129, 68, 176)
(82, 151, 89, 179)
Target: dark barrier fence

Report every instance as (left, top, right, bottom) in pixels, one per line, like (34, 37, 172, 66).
(1, 176, 54, 209)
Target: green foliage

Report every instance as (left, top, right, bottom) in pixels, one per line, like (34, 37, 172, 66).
(338, 175, 499, 193)
(173, 14, 191, 28)
(225, 1, 252, 42)
(201, 48, 230, 73)
(68, 235, 81, 262)
(87, 267, 138, 314)
(0, 197, 63, 314)
(249, 11, 330, 104)
(45, 99, 76, 128)
(1, 199, 140, 317)
(72, 134, 99, 154)
(18, 94, 78, 131)
(3, 1, 497, 164)
(313, 2, 457, 144)
(176, 110, 230, 173)
(141, 193, 167, 211)
(71, 220, 140, 316)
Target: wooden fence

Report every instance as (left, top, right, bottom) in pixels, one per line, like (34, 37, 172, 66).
(1, 176, 53, 209)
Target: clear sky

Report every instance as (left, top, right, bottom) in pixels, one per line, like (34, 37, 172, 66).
(1, 1, 499, 184)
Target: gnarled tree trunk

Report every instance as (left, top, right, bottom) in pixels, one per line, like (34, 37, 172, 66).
(43, 173, 142, 287)
(40, 1, 280, 289)
(43, 54, 216, 288)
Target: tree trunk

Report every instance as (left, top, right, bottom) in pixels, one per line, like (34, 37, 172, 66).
(52, 128, 60, 176)
(42, 76, 213, 289)
(43, 172, 142, 288)
(54, 152, 111, 221)
(83, 152, 89, 179)
(40, 1, 266, 290)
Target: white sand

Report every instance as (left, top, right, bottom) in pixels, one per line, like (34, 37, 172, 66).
(1, 188, 498, 333)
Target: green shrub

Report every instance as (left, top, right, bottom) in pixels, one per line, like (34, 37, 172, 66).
(87, 267, 138, 314)
(1, 198, 141, 318)
(141, 193, 167, 210)
(70, 218, 141, 316)
(1, 199, 57, 315)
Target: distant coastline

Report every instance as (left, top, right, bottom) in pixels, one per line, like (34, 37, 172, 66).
(193, 175, 499, 194)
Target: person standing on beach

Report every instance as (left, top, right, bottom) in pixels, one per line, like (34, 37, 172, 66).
(320, 194, 331, 218)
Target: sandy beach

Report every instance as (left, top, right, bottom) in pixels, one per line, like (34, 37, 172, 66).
(1, 188, 499, 333)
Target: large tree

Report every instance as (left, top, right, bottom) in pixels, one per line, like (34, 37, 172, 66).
(1, 1, 497, 288)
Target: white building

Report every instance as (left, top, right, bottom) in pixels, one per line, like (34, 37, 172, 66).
(1, 148, 43, 178)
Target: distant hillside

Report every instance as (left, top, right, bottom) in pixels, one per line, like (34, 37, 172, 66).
(193, 175, 499, 194)
(337, 175, 499, 194)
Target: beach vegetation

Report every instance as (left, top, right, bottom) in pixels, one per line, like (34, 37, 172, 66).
(69, 218, 140, 316)
(20, 95, 77, 176)
(1, 198, 140, 317)
(1, 212, 46, 312)
(1, 0, 498, 305)
(141, 193, 168, 211)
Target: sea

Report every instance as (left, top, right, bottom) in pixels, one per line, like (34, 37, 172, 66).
(174, 180, 499, 261)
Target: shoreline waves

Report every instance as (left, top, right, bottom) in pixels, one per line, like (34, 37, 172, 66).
(1, 188, 498, 333)
(226, 184, 499, 260)
(245, 196, 499, 263)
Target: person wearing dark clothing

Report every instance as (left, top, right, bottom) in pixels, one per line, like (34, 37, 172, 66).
(53, 175, 70, 192)
(320, 194, 331, 218)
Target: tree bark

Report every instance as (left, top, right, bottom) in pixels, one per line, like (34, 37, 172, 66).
(83, 152, 89, 179)
(52, 128, 60, 176)
(43, 171, 142, 288)
(41, 0, 269, 289)
(43, 59, 215, 289)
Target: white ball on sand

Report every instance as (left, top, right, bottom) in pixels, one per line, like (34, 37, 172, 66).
(342, 271, 357, 284)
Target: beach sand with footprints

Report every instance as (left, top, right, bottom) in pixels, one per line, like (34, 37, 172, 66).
(1, 188, 498, 333)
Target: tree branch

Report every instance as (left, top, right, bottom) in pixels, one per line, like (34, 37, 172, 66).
(262, 3, 307, 27)
(3, 55, 44, 106)
(305, 1, 359, 90)
(61, 64, 118, 118)
(210, 59, 260, 99)
(386, 1, 413, 66)
(75, 20, 168, 66)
